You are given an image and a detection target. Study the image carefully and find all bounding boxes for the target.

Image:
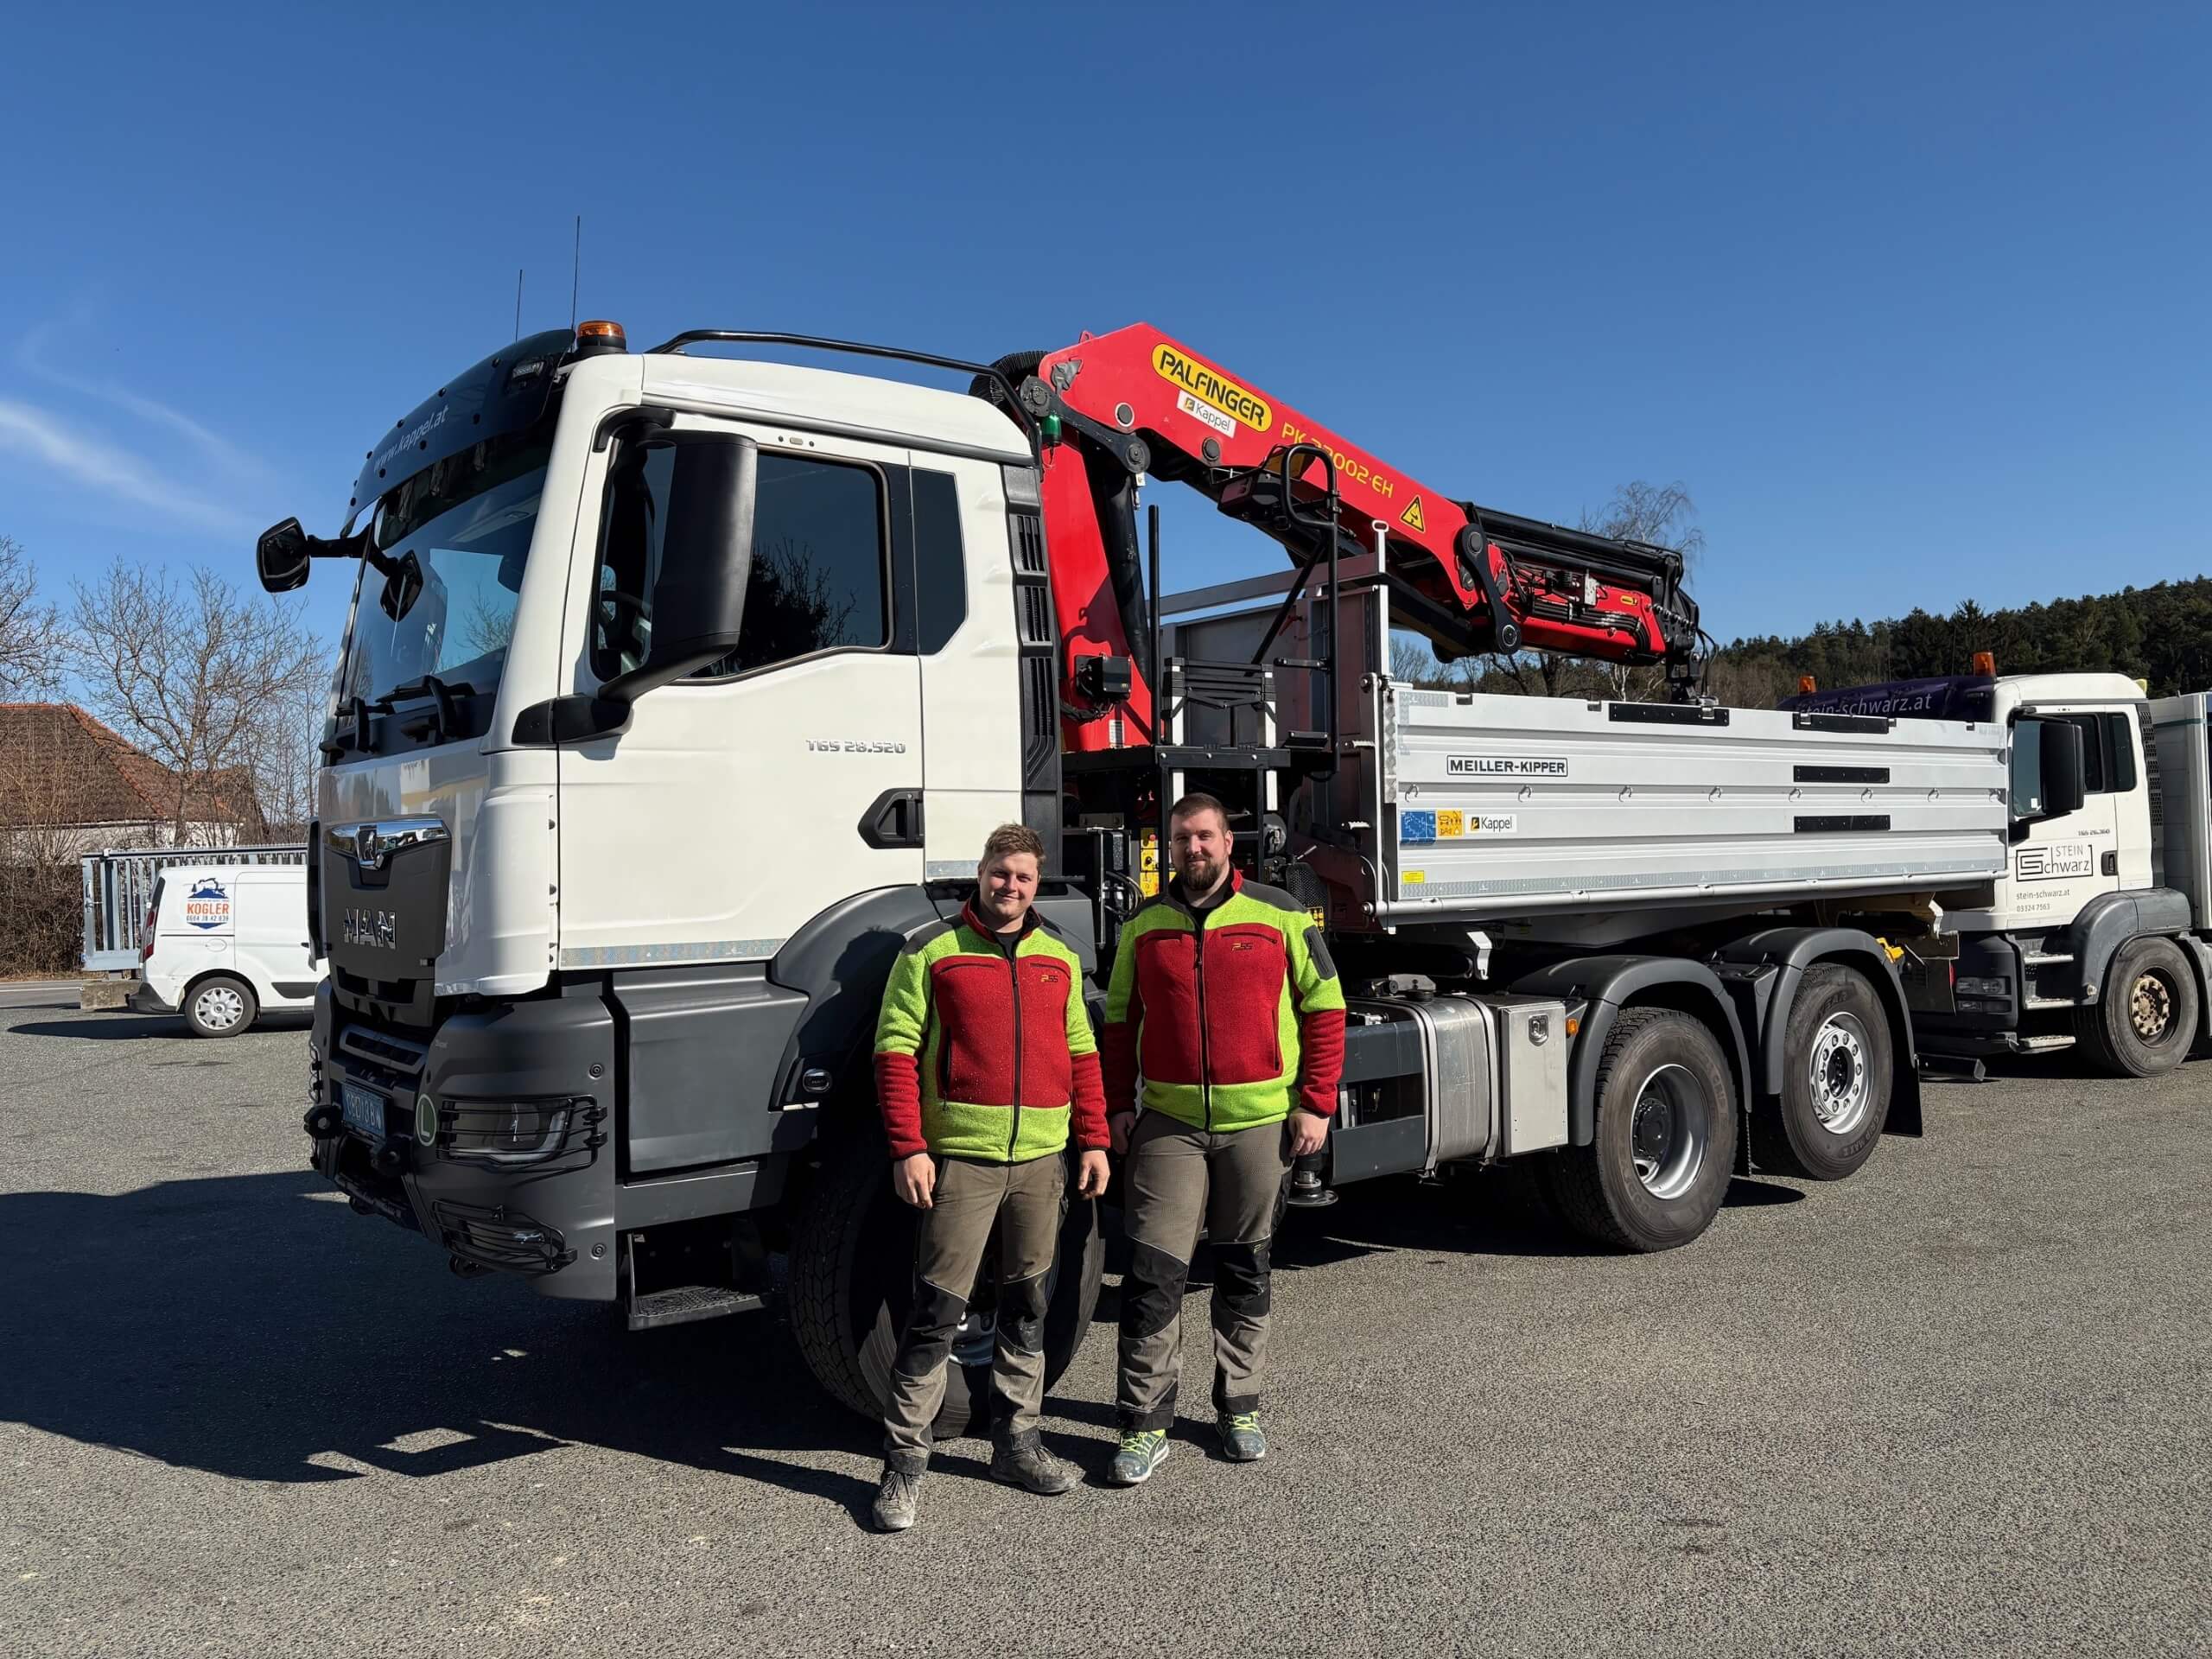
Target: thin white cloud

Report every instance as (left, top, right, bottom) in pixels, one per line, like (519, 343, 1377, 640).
(0, 397, 251, 535)
(18, 319, 274, 483)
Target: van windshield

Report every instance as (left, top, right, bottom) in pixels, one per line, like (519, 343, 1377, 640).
(338, 439, 550, 715)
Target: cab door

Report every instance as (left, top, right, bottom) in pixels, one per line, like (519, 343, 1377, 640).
(557, 416, 925, 969)
(2005, 705, 2129, 925)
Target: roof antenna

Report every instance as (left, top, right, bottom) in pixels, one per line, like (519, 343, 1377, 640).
(570, 215, 582, 330)
(513, 269, 524, 341)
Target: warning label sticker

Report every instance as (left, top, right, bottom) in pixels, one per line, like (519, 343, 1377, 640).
(1400, 495, 1427, 532)
(1151, 344, 1272, 434)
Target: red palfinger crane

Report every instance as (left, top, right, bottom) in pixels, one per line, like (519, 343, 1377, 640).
(977, 324, 1703, 753)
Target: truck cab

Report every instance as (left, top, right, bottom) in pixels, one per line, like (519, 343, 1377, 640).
(1790, 671, 2212, 1072)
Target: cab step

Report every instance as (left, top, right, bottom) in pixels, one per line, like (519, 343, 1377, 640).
(626, 1283, 764, 1332)
(2016, 1033, 2076, 1052)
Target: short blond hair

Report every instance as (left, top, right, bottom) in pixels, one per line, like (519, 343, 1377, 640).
(980, 823, 1046, 869)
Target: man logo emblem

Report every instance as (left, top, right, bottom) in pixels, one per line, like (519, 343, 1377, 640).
(343, 908, 397, 950)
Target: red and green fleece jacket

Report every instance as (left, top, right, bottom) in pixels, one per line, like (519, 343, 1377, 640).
(1101, 869, 1348, 1133)
(874, 901, 1109, 1163)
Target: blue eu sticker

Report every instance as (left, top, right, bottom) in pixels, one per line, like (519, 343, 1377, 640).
(1402, 810, 1437, 846)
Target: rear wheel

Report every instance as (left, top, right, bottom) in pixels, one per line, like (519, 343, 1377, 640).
(787, 1131, 1104, 1437)
(2075, 937, 2199, 1077)
(185, 974, 256, 1038)
(1751, 964, 1892, 1181)
(1546, 1008, 1738, 1252)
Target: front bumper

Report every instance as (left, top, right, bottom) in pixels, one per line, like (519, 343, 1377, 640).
(305, 982, 622, 1300)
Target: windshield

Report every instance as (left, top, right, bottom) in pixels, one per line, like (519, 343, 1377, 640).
(339, 441, 550, 713)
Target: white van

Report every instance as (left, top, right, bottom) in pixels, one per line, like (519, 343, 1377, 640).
(131, 863, 324, 1037)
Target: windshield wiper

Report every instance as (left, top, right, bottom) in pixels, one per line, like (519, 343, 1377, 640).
(318, 696, 374, 762)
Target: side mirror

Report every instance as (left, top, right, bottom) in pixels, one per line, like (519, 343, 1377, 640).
(2040, 719, 2087, 817)
(601, 436, 757, 703)
(257, 518, 312, 593)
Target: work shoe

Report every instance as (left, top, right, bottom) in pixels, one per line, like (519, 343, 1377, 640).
(989, 1431, 1080, 1496)
(1217, 1409, 1267, 1462)
(1107, 1428, 1171, 1485)
(870, 1456, 926, 1532)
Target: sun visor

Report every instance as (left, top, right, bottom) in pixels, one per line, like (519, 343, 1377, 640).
(346, 327, 574, 525)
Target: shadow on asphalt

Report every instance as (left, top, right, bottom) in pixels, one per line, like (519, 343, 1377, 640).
(9, 1013, 314, 1042)
(0, 1167, 886, 1515)
(0, 1159, 1822, 1515)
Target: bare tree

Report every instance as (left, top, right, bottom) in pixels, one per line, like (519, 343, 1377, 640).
(69, 560, 326, 844)
(233, 652, 335, 841)
(1389, 633, 1452, 689)
(0, 536, 65, 697)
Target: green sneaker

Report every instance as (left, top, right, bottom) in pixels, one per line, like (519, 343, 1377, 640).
(1218, 1410, 1267, 1462)
(1108, 1428, 1171, 1485)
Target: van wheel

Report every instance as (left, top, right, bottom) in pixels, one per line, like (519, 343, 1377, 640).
(1752, 964, 1892, 1180)
(2076, 938, 2200, 1077)
(185, 975, 257, 1038)
(788, 1132, 1104, 1437)
(1545, 1009, 1738, 1252)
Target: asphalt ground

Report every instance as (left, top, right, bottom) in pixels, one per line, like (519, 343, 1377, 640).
(2, 1002, 2207, 1658)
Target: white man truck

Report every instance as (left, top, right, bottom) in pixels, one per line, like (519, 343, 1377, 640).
(257, 321, 2209, 1427)
(1783, 672, 2212, 1077)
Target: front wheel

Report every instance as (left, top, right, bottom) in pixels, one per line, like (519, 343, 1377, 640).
(1545, 1008, 1738, 1252)
(185, 974, 257, 1038)
(2075, 937, 2200, 1077)
(787, 1132, 1104, 1437)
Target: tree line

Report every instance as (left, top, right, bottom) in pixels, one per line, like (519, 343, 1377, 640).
(1390, 484, 2208, 705)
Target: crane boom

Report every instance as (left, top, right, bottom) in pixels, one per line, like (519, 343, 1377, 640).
(1004, 324, 1702, 751)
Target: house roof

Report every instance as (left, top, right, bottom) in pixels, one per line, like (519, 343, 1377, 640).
(0, 702, 250, 830)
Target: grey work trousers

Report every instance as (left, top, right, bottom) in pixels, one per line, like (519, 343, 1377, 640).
(882, 1151, 1065, 1461)
(1115, 1110, 1293, 1431)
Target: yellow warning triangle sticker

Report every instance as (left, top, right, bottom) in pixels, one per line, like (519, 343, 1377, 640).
(1400, 495, 1427, 532)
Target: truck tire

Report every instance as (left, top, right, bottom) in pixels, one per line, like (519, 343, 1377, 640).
(1544, 1008, 1738, 1253)
(1751, 963, 1892, 1181)
(2075, 937, 2200, 1077)
(184, 974, 257, 1038)
(787, 1133, 1104, 1437)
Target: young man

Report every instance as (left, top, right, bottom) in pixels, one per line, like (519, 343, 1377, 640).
(868, 823, 1112, 1532)
(1100, 792, 1346, 1483)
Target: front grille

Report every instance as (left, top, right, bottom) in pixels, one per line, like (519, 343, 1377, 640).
(339, 1025, 429, 1078)
(433, 1201, 572, 1274)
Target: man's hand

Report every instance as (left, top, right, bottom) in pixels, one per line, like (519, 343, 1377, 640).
(1076, 1148, 1111, 1198)
(892, 1152, 936, 1209)
(1109, 1109, 1138, 1154)
(1286, 1109, 1330, 1159)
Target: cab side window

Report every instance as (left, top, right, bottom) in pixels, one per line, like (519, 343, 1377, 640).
(590, 445, 891, 685)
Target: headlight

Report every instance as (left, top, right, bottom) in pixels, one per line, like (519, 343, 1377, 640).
(431, 1096, 601, 1166)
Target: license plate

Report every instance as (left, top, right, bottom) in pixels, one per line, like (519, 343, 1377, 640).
(340, 1082, 388, 1141)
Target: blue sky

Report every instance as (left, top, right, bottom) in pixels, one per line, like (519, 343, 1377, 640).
(3, 0, 2205, 659)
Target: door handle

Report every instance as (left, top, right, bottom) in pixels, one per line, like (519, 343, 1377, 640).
(860, 789, 925, 850)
